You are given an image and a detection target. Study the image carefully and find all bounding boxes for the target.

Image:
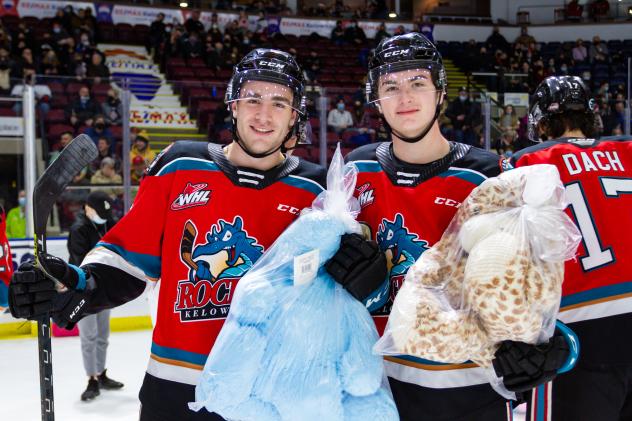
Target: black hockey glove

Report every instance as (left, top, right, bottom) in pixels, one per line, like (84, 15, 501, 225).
(9, 253, 91, 329)
(325, 233, 387, 302)
(492, 330, 571, 393)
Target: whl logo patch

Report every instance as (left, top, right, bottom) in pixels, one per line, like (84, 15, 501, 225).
(171, 182, 211, 211)
(356, 182, 375, 208)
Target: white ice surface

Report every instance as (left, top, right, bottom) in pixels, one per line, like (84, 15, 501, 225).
(0, 330, 152, 421)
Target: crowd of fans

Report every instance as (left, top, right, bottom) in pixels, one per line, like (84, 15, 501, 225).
(0, 3, 630, 186)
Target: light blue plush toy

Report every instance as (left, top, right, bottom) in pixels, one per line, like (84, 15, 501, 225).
(189, 147, 399, 421)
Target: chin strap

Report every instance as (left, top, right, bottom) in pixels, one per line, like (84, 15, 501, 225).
(382, 92, 444, 144)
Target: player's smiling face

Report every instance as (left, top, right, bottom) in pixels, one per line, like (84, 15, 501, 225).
(232, 80, 296, 155)
(377, 69, 440, 139)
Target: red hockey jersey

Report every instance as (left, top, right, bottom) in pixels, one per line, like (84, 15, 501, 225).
(346, 142, 510, 418)
(81, 141, 326, 416)
(511, 136, 632, 363)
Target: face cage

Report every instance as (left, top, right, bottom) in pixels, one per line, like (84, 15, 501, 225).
(226, 69, 306, 114)
(365, 60, 446, 105)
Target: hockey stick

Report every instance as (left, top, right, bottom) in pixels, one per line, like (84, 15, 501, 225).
(180, 221, 198, 271)
(32, 134, 97, 421)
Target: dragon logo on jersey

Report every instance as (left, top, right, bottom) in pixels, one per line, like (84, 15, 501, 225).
(175, 217, 263, 321)
(377, 214, 428, 309)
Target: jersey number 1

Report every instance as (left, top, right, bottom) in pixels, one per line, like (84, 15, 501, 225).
(566, 177, 632, 271)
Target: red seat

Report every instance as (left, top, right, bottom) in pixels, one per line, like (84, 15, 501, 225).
(47, 124, 75, 142)
(44, 109, 66, 125)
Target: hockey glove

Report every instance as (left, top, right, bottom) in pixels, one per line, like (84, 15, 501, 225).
(9, 253, 91, 328)
(325, 233, 387, 302)
(492, 329, 571, 393)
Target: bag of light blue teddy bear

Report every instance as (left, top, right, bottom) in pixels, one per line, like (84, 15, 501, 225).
(189, 145, 399, 421)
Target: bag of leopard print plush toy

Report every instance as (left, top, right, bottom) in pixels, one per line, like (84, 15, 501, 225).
(374, 164, 581, 397)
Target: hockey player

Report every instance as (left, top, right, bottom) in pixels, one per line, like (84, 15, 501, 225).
(510, 76, 632, 421)
(326, 33, 577, 420)
(8, 49, 331, 420)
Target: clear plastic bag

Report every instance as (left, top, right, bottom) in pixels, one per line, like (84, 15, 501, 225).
(189, 145, 399, 421)
(374, 164, 582, 398)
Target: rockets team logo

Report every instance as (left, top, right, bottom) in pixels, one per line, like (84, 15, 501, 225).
(376, 214, 428, 310)
(171, 182, 212, 211)
(175, 217, 263, 321)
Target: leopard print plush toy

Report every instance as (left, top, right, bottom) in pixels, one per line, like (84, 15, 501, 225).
(382, 165, 578, 367)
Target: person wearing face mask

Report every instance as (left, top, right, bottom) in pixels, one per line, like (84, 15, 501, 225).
(69, 191, 123, 401)
(327, 98, 354, 134)
(445, 86, 476, 145)
(85, 114, 115, 153)
(67, 85, 100, 128)
(344, 19, 367, 45)
(102, 89, 122, 125)
(5, 190, 26, 239)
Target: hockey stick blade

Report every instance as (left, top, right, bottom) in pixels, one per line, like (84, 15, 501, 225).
(33, 134, 97, 235)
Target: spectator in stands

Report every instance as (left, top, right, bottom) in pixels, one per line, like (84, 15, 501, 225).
(11, 69, 52, 117)
(40, 46, 63, 77)
(514, 26, 535, 46)
(67, 86, 100, 128)
(165, 25, 185, 60)
(90, 157, 123, 197)
(566, 0, 583, 22)
(493, 129, 517, 156)
(238, 10, 249, 32)
(345, 19, 366, 45)
(0, 27, 11, 52)
(392, 25, 406, 36)
(375, 23, 391, 44)
(102, 89, 122, 126)
(183, 32, 203, 61)
(147, 13, 166, 56)
(5, 190, 26, 239)
(572, 39, 588, 63)
(76, 32, 95, 57)
(85, 115, 114, 150)
(184, 10, 205, 36)
(304, 50, 321, 83)
(49, 131, 73, 164)
(71, 49, 88, 80)
(0, 47, 11, 93)
(589, 35, 609, 63)
(331, 20, 345, 45)
(86, 52, 110, 84)
(445, 86, 475, 145)
(15, 48, 39, 78)
(499, 104, 519, 134)
(51, 21, 72, 48)
(131, 155, 147, 185)
(327, 98, 354, 135)
(610, 101, 626, 133)
(589, 0, 610, 21)
(130, 130, 155, 166)
(90, 137, 120, 176)
(486, 25, 510, 54)
(255, 11, 267, 35)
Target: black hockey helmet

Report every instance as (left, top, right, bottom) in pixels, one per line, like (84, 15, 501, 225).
(226, 49, 308, 156)
(366, 32, 446, 105)
(528, 76, 595, 141)
(366, 33, 447, 144)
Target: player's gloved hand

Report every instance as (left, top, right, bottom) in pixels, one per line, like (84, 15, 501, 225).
(9, 253, 91, 328)
(492, 329, 571, 393)
(325, 233, 387, 302)
(195, 261, 213, 281)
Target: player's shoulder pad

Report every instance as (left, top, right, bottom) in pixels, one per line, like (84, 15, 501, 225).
(454, 146, 503, 177)
(293, 157, 327, 189)
(344, 142, 382, 163)
(146, 140, 211, 176)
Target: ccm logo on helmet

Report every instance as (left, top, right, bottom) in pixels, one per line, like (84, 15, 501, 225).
(259, 61, 285, 70)
(384, 49, 410, 57)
